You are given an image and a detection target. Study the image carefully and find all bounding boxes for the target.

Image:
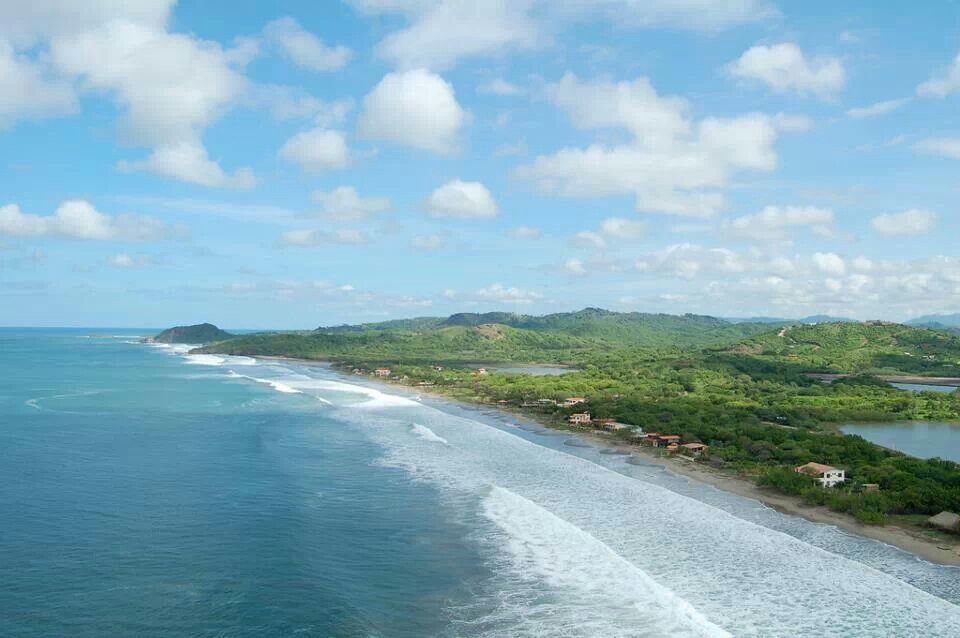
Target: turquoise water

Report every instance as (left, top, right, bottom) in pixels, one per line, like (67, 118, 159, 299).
(842, 421, 960, 462)
(2, 330, 960, 637)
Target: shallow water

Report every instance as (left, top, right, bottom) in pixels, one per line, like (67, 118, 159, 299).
(842, 420, 960, 462)
(2, 329, 959, 637)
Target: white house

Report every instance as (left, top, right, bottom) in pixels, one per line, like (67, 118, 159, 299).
(795, 462, 846, 487)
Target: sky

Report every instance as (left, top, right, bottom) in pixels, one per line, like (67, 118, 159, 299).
(1, 0, 959, 328)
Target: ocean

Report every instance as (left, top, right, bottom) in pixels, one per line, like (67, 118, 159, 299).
(2, 329, 959, 637)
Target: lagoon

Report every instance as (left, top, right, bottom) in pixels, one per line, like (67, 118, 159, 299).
(841, 421, 960, 462)
(890, 382, 958, 394)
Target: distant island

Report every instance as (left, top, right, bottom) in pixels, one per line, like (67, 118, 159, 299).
(163, 308, 960, 555)
(147, 323, 233, 344)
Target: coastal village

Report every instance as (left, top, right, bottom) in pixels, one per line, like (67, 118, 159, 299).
(354, 364, 960, 539)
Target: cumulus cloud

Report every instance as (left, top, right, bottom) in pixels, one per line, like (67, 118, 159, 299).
(0, 200, 183, 241)
(600, 217, 647, 238)
(478, 78, 524, 95)
(264, 17, 351, 71)
(812, 252, 845, 275)
(425, 179, 498, 218)
(728, 205, 834, 241)
(410, 234, 446, 250)
(107, 252, 150, 268)
(279, 128, 350, 172)
(913, 137, 960, 160)
(349, 0, 773, 71)
(635, 243, 745, 279)
(846, 98, 910, 119)
(871, 210, 938, 237)
(252, 85, 354, 123)
(0, 40, 76, 129)
(728, 43, 845, 98)
(917, 51, 960, 98)
(357, 69, 467, 154)
(475, 283, 543, 304)
(510, 225, 542, 239)
(280, 228, 370, 246)
(311, 186, 390, 221)
(39, 12, 255, 186)
(564, 258, 587, 276)
(574, 230, 607, 250)
(517, 74, 792, 217)
(119, 140, 256, 188)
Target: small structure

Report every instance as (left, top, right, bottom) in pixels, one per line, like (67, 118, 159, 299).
(666, 443, 679, 453)
(568, 412, 592, 426)
(642, 432, 662, 446)
(562, 397, 587, 407)
(477, 367, 488, 376)
(680, 442, 709, 458)
(374, 368, 391, 377)
(862, 483, 880, 493)
(795, 462, 846, 488)
(537, 398, 558, 406)
(927, 511, 960, 534)
(655, 434, 681, 448)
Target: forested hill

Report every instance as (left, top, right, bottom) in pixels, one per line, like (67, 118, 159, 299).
(317, 308, 782, 348)
(149, 323, 233, 344)
(724, 321, 960, 375)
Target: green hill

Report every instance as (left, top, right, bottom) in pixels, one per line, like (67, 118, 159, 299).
(725, 321, 960, 375)
(150, 323, 233, 344)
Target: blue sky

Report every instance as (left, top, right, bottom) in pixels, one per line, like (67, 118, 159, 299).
(1, 0, 959, 328)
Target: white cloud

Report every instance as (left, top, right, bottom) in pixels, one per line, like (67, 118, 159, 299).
(548, 72, 690, 147)
(410, 234, 446, 250)
(357, 0, 542, 71)
(564, 258, 587, 276)
(0, 200, 182, 241)
(252, 85, 354, 124)
(357, 69, 467, 154)
(636, 243, 746, 279)
(311, 186, 390, 221)
(280, 228, 370, 246)
(478, 78, 524, 95)
(600, 217, 647, 238)
(494, 140, 527, 157)
(917, 51, 960, 98)
(264, 17, 351, 72)
(913, 137, 960, 160)
(475, 282, 543, 304)
(728, 43, 845, 98)
(425, 179, 498, 218)
(846, 98, 910, 119)
(518, 75, 787, 218)
(871, 210, 938, 237)
(812, 252, 845, 275)
(0, 1, 173, 45)
(510, 225, 542, 239)
(350, 1, 772, 72)
(47, 15, 254, 186)
(119, 140, 256, 188)
(0, 40, 76, 129)
(772, 112, 814, 132)
(107, 252, 150, 268)
(279, 128, 350, 172)
(728, 205, 834, 241)
(574, 230, 607, 250)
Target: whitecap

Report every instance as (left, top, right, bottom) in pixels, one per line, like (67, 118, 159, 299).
(411, 423, 449, 445)
(183, 354, 226, 366)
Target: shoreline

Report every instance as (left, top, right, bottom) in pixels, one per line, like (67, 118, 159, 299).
(234, 354, 960, 568)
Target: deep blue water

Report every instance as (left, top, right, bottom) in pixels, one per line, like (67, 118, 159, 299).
(2, 329, 960, 637)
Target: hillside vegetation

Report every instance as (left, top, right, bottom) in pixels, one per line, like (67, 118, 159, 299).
(730, 321, 960, 375)
(150, 323, 233, 344)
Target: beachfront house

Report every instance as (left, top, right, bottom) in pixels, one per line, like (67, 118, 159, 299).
(680, 442, 709, 458)
(641, 432, 662, 446)
(568, 412, 592, 426)
(374, 368, 391, 377)
(655, 434, 681, 448)
(795, 462, 846, 487)
(562, 397, 587, 407)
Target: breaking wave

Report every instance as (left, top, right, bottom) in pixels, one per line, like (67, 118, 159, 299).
(226, 371, 302, 394)
(411, 423, 449, 445)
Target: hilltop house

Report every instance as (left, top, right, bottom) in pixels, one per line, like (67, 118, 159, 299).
(795, 462, 846, 487)
(568, 412, 592, 426)
(374, 368, 391, 377)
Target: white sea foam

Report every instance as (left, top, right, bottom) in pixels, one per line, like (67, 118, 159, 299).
(351, 402, 960, 637)
(278, 377, 419, 408)
(411, 423, 449, 445)
(226, 371, 302, 394)
(184, 354, 226, 366)
(480, 485, 729, 638)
